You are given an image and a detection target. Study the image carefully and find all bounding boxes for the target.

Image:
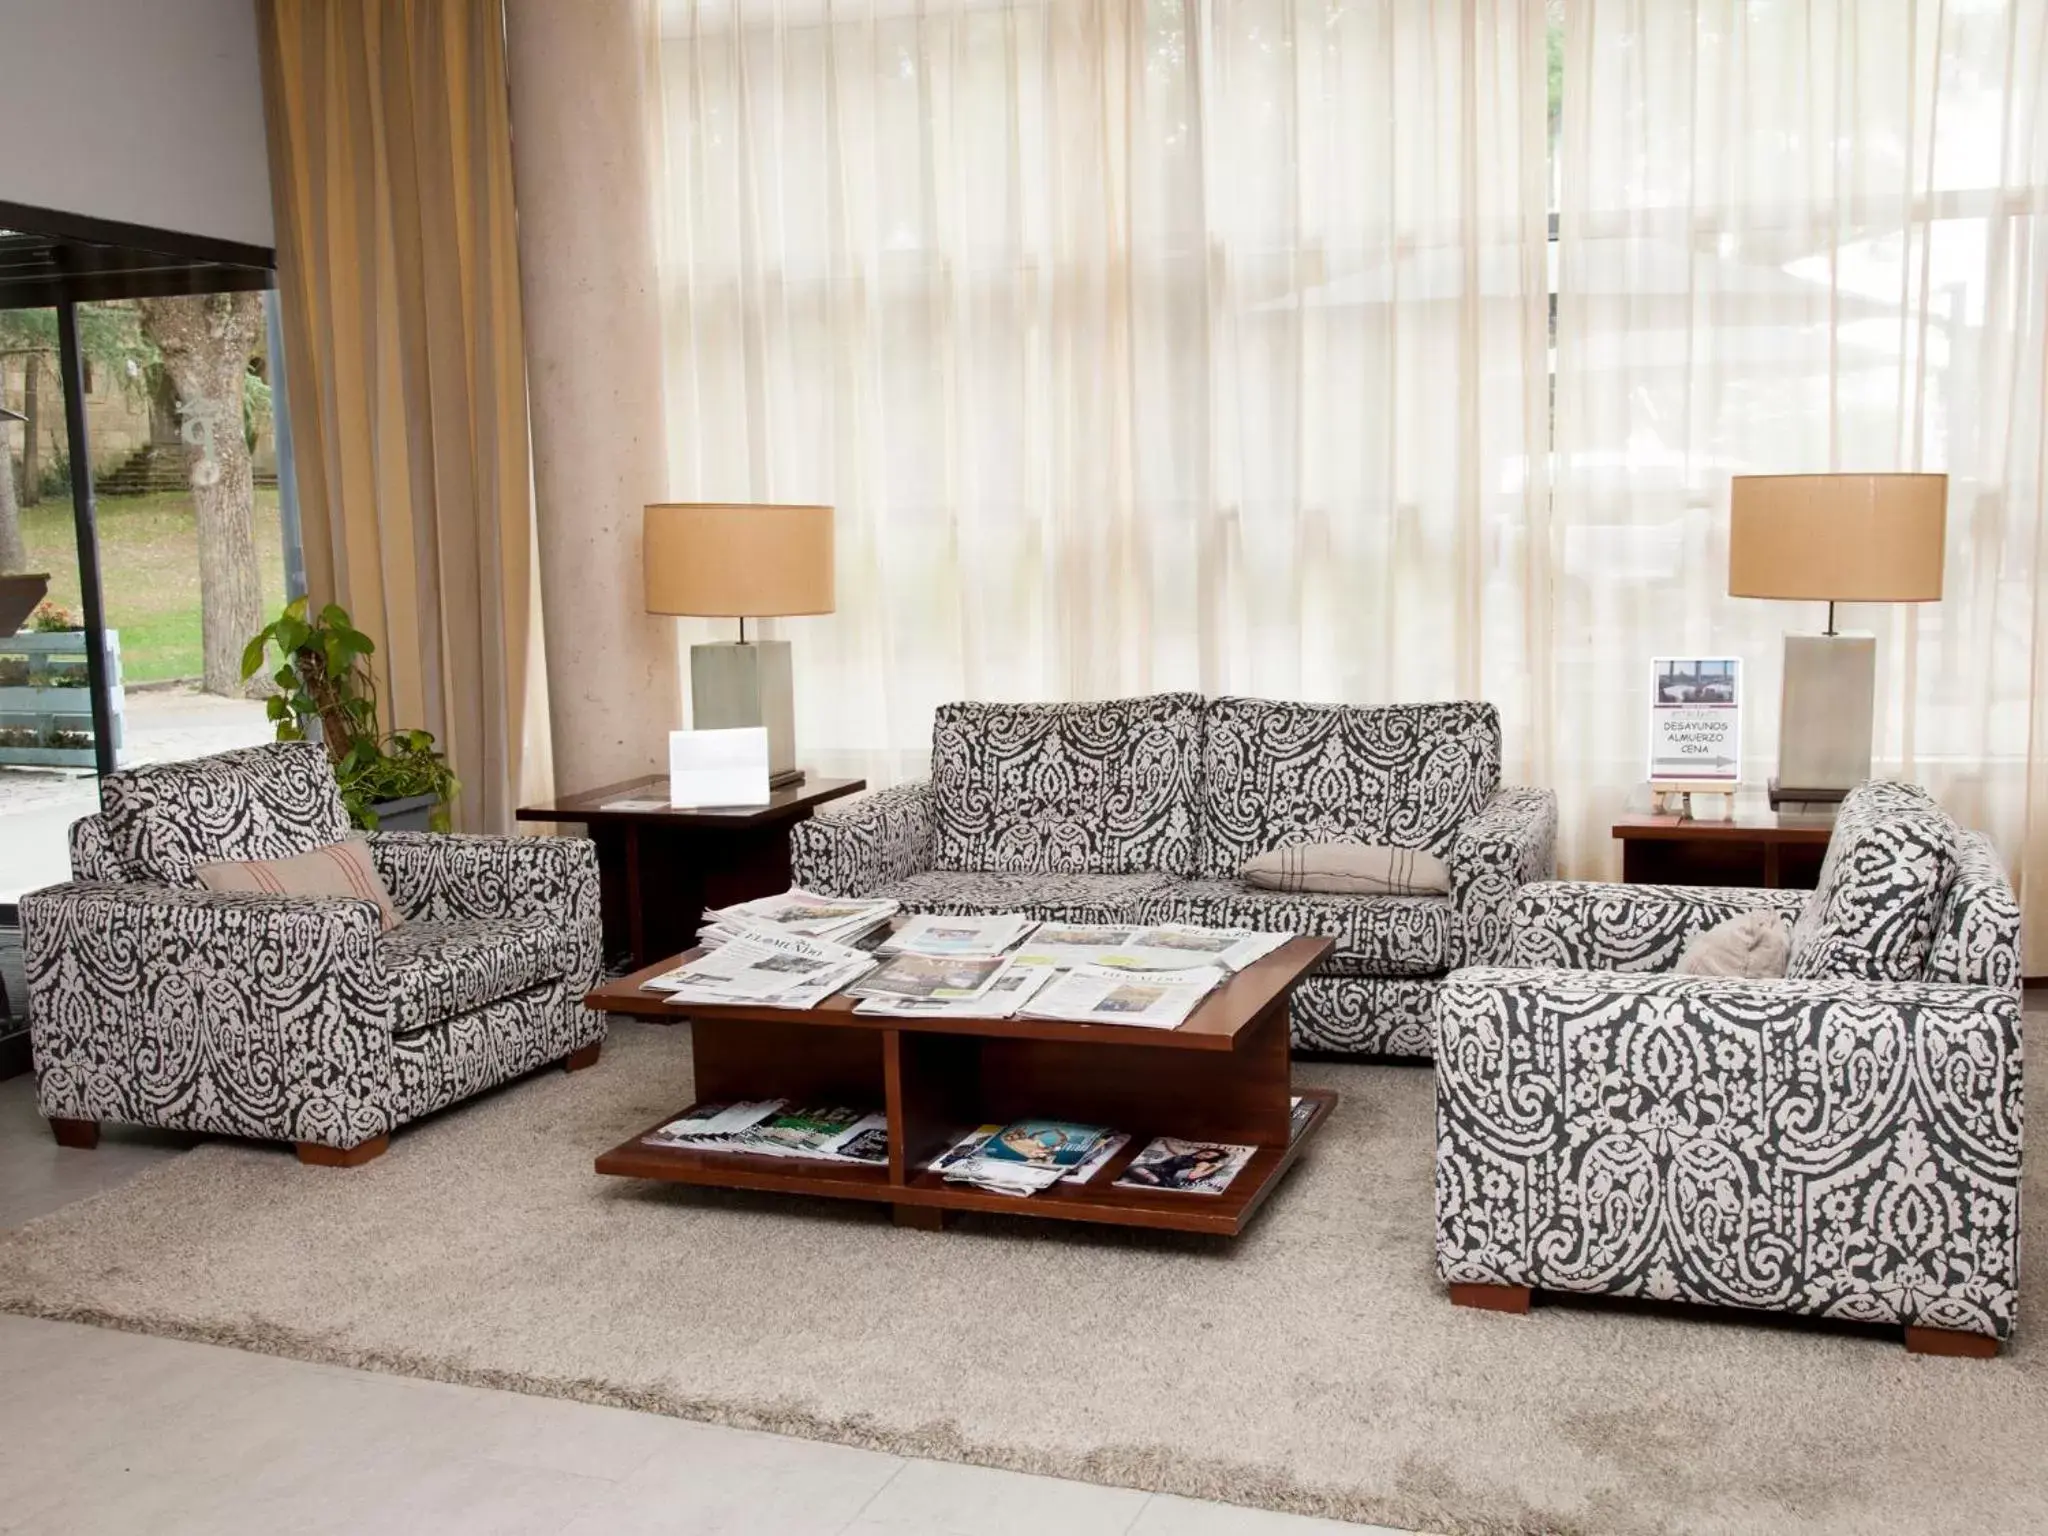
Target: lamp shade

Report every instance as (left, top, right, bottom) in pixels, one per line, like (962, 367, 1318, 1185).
(643, 502, 835, 618)
(1727, 473, 1947, 603)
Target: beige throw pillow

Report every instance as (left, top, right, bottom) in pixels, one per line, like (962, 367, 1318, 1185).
(197, 835, 401, 931)
(1239, 843, 1450, 897)
(1675, 910, 1789, 978)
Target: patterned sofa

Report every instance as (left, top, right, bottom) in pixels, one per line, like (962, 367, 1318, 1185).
(791, 693, 1556, 1054)
(1435, 780, 2024, 1354)
(19, 741, 603, 1164)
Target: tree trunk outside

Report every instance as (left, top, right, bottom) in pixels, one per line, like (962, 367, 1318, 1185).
(20, 357, 41, 507)
(137, 294, 266, 697)
(0, 414, 25, 574)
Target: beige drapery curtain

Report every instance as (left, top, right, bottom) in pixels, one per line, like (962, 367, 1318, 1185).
(653, 0, 1551, 781)
(257, 0, 539, 832)
(1556, 0, 2048, 964)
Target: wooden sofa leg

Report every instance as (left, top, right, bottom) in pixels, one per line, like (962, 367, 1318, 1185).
(295, 1135, 389, 1168)
(1449, 1282, 1533, 1315)
(562, 1041, 602, 1073)
(1905, 1325, 1999, 1359)
(49, 1117, 99, 1150)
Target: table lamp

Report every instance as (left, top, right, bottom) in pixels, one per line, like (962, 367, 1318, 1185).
(643, 502, 835, 790)
(1727, 472, 1946, 806)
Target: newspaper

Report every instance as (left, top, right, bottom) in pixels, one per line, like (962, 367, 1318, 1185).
(645, 928, 876, 1008)
(1006, 923, 1144, 966)
(852, 959, 1056, 1019)
(1019, 964, 1225, 1030)
(697, 888, 898, 949)
(1113, 1136, 1256, 1194)
(844, 952, 1013, 1005)
(879, 912, 1037, 958)
(1095, 924, 1290, 974)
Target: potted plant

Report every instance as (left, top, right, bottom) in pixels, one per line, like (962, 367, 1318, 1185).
(242, 598, 457, 831)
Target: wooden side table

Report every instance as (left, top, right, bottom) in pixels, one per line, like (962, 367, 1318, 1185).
(1612, 811, 1834, 890)
(517, 774, 864, 970)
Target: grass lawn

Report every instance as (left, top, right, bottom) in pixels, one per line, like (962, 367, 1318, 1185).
(21, 489, 286, 685)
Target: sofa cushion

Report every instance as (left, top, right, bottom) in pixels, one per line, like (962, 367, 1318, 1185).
(197, 836, 400, 931)
(1196, 698, 1500, 878)
(1240, 841, 1451, 896)
(1675, 910, 1790, 978)
(1786, 780, 1955, 982)
(1134, 879, 1451, 976)
(101, 740, 353, 888)
(873, 870, 1182, 926)
(382, 915, 567, 1029)
(930, 694, 1203, 876)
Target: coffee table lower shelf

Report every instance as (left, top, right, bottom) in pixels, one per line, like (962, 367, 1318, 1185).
(596, 1087, 1337, 1237)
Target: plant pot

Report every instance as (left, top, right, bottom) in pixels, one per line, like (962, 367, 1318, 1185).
(368, 793, 440, 832)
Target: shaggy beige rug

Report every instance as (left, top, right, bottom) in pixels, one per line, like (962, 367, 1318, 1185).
(1, 1018, 2043, 1536)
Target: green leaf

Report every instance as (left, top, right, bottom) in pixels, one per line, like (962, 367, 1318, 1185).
(240, 635, 269, 680)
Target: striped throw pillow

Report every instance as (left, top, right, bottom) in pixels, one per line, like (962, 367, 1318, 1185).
(1239, 843, 1450, 897)
(196, 835, 401, 930)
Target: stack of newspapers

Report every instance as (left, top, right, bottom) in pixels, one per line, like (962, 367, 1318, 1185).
(1019, 964, 1224, 1030)
(697, 889, 898, 950)
(928, 1118, 1128, 1197)
(878, 912, 1037, 957)
(638, 927, 877, 1008)
(644, 1099, 888, 1163)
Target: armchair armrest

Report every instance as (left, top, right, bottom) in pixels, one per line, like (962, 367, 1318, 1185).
(790, 782, 935, 896)
(67, 812, 126, 882)
(1435, 965, 2022, 1339)
(367, 831, 601, 986)
(1447, 787, 1558, 965)
(1509, 880, 1807, 972)
(19, 882, 395, 1148)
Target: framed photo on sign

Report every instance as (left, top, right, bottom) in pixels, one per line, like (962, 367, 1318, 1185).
(1647, 657, 1742, 788)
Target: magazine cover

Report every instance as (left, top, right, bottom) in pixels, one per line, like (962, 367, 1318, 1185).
(740, 1105, 866, 1157)
(977, 1119, 1107, 1168)
(1113, 1137, 1255, 1194)
(926, 1124, 1001, 1172)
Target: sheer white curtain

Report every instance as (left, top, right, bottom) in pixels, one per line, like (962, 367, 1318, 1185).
(653, 0, 1551, 779)
(1555, 0, 2048, 959)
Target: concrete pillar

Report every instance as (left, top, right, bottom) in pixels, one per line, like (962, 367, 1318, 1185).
(504, 0, 679, 792)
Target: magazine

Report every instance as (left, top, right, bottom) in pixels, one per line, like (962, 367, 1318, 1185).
(740, 1105, 887, 1162)
(844, 952, 1012, 1005)
(851, 959, 1055, 1019)
(644, 1099, 784, 1149)
(925, 1123, 1002, 1173)
(941, 1118, 1112, 1197)
(1288, 1094, 1314, 1142)
(1097, 925, 1290, 974)
(1113, 1137, 1256, 1195)
(1063, 1131, 1130, 1184)
(1019, 964, 1225, 1030)
(879, 912, 1037, 958)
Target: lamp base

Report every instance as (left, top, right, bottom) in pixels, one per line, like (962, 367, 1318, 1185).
(1776, 631, 1874, 796)
(691, 640, 797, 783)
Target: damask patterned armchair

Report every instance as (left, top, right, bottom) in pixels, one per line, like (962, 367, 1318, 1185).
(792, 693, 1557, 1055)
(1435, 780, 2024, 1355)
(20, 741, 604, 1165)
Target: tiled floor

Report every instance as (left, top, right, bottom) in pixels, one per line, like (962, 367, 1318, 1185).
(0, 1075, 1402, 1535)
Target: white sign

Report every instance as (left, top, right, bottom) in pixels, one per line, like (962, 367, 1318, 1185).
(1647, 657, 1742, 786)
(669, 727, 771, 808)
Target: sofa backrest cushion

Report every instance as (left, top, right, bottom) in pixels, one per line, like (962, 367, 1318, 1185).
(1786, 779, 1955, 982)
(100, 739, 354, 887)
(929, 694, 1203, 875)
(1196, 698, 1501, 878)
(1924, 829, 2021, 991)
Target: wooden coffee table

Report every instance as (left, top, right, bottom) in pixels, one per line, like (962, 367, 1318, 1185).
(585, 937, 1336, 1236)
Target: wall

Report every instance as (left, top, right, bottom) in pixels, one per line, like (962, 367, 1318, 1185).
(0, 0, 274, 250)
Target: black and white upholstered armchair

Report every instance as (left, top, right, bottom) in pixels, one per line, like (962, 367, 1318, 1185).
(1434, 780, 2024, 1355)
(19, 741, 603, 1165)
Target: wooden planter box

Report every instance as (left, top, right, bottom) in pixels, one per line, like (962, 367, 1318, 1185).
(0, 630, 123, 768)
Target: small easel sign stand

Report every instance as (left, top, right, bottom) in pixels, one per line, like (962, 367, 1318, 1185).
(1647, 657, 1742, 820)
